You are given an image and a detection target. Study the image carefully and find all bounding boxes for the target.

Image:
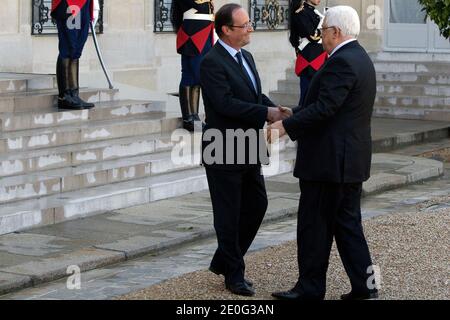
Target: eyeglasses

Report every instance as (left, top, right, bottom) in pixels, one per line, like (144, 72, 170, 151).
(228, 21, 254, 30)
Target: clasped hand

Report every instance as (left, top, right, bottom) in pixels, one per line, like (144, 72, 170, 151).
(266, 106, 291, 144)
(267, 106, 292, 124)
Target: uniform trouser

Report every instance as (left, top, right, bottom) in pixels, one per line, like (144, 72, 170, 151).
(299, 75, 310, 107)
(54, 0, 91, 59)
(293, 181, 375, 299)
(180, 37, 212, 86)
(205, 166, 268, 284)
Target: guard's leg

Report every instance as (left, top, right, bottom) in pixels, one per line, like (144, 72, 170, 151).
(56, 56, 82, 110)
(69, 59, 95, 109)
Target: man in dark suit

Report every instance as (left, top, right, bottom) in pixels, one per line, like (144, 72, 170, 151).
(200, 3, 288, 296)
(268, 5, 379, 300)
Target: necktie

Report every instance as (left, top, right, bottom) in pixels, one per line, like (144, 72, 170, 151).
(236, 51, 245, 70)
(236, 51, 256, 92)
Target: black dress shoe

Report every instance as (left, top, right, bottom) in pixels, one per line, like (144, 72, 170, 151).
(340, 291, 379, 300)
(208, 265, 224, 276)
(271, 289, 303, 300)
(244, 278, 253, 287)
(209, 266, 253, 287)
(226, 282, 255, 296)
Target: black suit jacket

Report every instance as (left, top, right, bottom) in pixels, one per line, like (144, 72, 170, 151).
(283, 41, 376, 183)
(200, 42, 275, 170)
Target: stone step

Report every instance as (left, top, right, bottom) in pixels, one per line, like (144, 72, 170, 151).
(0, 131, 296, 204)
(269, 91, 450, 111)
(373, 106, 450, 122)
(0, 166, 206, 235)
(276, 79, 299, 94)
(376, 72, 450, 85)
(0, 128, 294, 178)
(283, 67, 450, 86)
(276, 79, 450, 97)
(373, 61, 450, 74)
(0, 88, 119, 113)
(0, 150, 297, 235)
(0, 133, 175, 177)
(285, 69, 299, 81)
(0, 73, 56, 94)
(369, 52, 450, 63)
(0, 116, 181, 153)
(0, 150, 204, 204)
(269, 90, 300, 107)
(371, 119, 450, 153)
(391, 137, 450, 162)
(375, 94, 450, 109)
(0, 99, 165, 132)
(376, 84, 450, 97)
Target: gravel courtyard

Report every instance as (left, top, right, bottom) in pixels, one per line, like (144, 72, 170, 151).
(119, 198, 450, 300)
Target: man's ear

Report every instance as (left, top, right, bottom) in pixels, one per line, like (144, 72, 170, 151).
(332, 27, 339, 38)
(221, 25, 229, 36)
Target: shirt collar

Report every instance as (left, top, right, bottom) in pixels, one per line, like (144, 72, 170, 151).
(218, 39, 241, 58)
(329, 39, 357, 57)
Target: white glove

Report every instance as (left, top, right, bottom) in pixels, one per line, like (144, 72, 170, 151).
(93, 0, 100, 27)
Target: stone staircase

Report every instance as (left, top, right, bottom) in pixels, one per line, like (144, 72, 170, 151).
(0, 73, 297, 235)
(371, 52, 450, 121)
(269, 52, 450, 122)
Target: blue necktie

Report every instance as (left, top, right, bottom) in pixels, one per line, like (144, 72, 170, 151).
(236, 52, 255, 91)
(236, 51, 245, 70)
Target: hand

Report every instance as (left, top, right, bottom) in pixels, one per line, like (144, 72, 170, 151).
(278, 105, 293, 118)
(267, 106, 292, 124)
(267, 120, 286, 144)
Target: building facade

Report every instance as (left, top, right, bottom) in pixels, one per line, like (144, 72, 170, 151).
(0, 0, 449, 112)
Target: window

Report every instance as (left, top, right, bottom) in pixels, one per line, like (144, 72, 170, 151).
(31, 0, 104, 35)
(154, 0, 174, 33)
(249, 0, 289, 31)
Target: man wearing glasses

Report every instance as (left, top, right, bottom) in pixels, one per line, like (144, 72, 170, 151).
(199, 3, 289, 297)
(269, 6, 379, 300)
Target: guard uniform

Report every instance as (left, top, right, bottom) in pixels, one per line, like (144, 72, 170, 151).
(51, 0, 96, 110)
(289, 1, 327, 106)
(172, 0, 215, 131)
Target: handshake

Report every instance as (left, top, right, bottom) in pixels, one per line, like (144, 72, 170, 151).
(266, 106, 292, 144)
(267, 105, 293, 124)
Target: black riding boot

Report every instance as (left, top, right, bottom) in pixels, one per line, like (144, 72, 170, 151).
(69, 59, 95, 109)
(190, 85, 204, 125)
(179, 85, 203, 132)
(56, 57, 82, 110)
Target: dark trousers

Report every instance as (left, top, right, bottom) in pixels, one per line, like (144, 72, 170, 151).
(298, 75, 310, 107)
(294, 181, 375, 299)
(180, 38, 212, 86)
(205, 166, 268, 284)
(54, 0, 91, 59)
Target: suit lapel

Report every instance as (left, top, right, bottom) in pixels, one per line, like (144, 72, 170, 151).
(216, 43, 258, 97)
